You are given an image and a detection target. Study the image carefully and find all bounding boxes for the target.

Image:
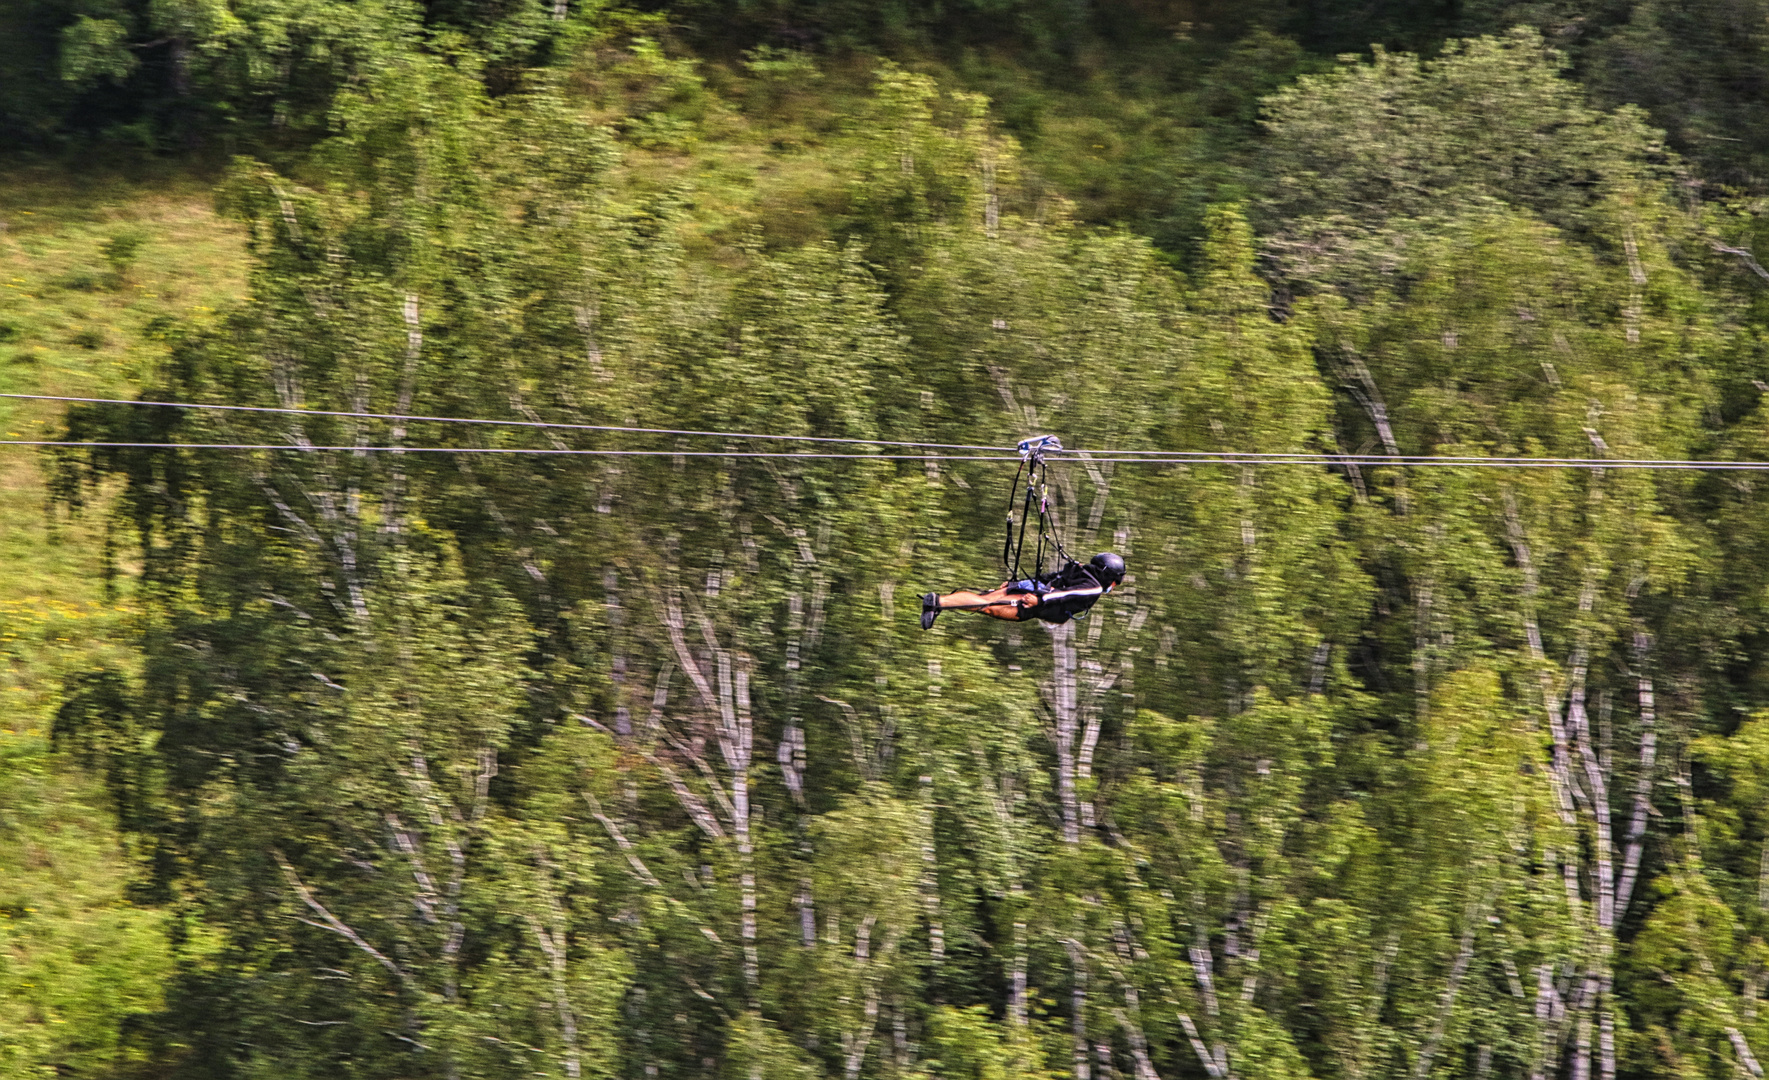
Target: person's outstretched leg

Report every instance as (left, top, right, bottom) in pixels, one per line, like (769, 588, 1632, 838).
(922, 585, 1032, 629)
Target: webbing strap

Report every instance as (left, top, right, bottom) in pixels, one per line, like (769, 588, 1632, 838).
(1002, 457, 1027, 577)
(1003, 437, 1073, 580)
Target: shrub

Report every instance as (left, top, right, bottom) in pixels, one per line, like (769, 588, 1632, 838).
(100, 229, 147, 287)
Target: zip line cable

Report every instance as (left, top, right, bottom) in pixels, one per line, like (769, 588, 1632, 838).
(0, 393, 1387, 461)
(13, 439, 1769, 469)
(0, 393, 1580, 462)
(0, 393, 1004, 452)
(0, 441, 1022, 459)
(0, 392, 1363, 461)
(4, 392, 1769, 469)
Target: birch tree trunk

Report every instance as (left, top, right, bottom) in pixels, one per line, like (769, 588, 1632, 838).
(658, 592, 761, 1001)
(1050, 620, 1082, 845)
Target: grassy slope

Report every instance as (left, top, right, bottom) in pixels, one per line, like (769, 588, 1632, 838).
(0, 164, 248, 1078)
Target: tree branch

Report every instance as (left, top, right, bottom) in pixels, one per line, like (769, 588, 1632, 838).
(1614, 628, 1657, 919)
(1177, 1013, 1226, 1079)
(1715, 242, 1769, 284)
(276, 850, 408, 986)
(582, 792, 663, 887)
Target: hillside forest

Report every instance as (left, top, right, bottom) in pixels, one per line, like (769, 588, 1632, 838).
(14, 3, 1769, 1079)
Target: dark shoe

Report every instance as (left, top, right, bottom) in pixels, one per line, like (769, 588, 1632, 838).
(920, 593, 940, 630)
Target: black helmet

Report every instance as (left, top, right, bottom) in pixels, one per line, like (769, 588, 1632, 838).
(1089, 552, 1126, 588)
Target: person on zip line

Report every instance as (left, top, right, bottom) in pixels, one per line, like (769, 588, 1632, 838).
(919, 550, 1126, 629)
(919, 435, 1126, 630)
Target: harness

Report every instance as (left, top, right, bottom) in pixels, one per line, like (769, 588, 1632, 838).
(1002, 435, 1073, 581)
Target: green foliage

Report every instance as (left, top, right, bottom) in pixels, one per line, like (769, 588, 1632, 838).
(57, 16, 137, 88)
(0, 167, 250, 1078)
(98, 228, 145, 285)
(0, 750, 174, 1078)
(1259, 29, 1672, 293)
(22, 11, 1769, 1080)
(1579, 0, 1769, 184)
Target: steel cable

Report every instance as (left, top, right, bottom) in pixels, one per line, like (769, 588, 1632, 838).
(5, 393, 1767, 469)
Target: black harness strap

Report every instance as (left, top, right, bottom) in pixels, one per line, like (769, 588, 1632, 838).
(1003, 456, 1028, 578)
(1003, 436, 1070, 581)
(1037, 452, 1076, 574)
